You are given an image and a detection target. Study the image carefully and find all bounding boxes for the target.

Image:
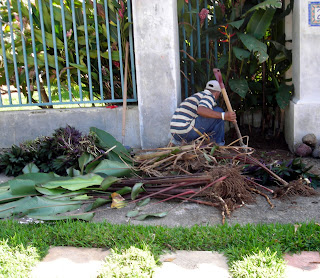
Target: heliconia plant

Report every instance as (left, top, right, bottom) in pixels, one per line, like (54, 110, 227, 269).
(178, 0, 294, 135)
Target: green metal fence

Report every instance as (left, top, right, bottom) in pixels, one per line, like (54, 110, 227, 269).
(0, 0, 137, 109)
(179, 0, 226, 99)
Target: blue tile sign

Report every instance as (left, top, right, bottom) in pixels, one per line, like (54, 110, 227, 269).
(309, 2, 320, 26)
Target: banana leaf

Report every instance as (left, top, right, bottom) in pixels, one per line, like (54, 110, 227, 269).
(0, 197, 32, 218)
(243, 0, 282, 17)
(101, 176, 120, 190)
(42, 173, 103, 191)
(91, 160, 132, 177)
(14, 172, 57, 185)
(229, 78, 249, 98)
(275, 84, 293, 109)
(237, 33, 268, 64)
(90, 127, 132, 163)
(9, 179, 38, 195)
(13, 196, 82, 217)
(28, 212, 94, 221)
(233, 47, 251, 61)
(246, 8, 276, 39)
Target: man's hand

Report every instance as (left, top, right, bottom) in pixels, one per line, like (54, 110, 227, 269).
(225, 111, 237, 122)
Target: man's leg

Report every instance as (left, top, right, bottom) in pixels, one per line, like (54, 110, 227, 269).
(193, 106, 225, 145)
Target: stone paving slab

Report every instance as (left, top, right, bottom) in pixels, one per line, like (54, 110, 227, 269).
(153, 250, 230, 278)
(284, 251, 320, 278)
(30, 247, 320, 278)
(31, 247, 110, 278)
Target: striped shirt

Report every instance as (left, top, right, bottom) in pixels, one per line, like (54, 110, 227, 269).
(170, 89, 217, 135)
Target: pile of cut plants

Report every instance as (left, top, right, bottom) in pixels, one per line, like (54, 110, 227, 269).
(0, 128, 319, 223)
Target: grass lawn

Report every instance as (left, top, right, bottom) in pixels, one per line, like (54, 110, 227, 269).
(0, 221, 319, 277)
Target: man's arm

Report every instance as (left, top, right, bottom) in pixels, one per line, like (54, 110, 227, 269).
(197, 106, 237, 122)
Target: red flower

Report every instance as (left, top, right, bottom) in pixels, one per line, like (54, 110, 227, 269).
(199, 8, 209, 25)
(119, 0, 125, 19)
(66, 29, 73, 38)
(185, 0, 188, 3)
(106, 105, 118, 109)
(113, 61, 120, 68)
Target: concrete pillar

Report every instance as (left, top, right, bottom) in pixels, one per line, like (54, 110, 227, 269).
(132, 0, 181, 149)
(285, 0, 320, 151)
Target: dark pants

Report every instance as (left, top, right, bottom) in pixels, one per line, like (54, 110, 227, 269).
(173, 106, 225, 145)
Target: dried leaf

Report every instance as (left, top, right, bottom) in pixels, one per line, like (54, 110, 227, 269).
(110, 192, 127, 209)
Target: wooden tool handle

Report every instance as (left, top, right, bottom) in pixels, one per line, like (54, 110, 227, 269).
(213, 68, 245, 147)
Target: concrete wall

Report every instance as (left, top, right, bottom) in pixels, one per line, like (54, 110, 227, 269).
(0, 106, 141, 148)
(285, 0, 320, 151)
(0, 0, 181, 149)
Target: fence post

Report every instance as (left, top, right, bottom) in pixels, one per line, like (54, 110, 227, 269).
(132, 0, 181, 149)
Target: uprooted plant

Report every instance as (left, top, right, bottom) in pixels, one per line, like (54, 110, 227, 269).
(0, 132, 318, 223)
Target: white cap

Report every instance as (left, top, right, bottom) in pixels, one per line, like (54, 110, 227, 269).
(205, 80, 221, 92)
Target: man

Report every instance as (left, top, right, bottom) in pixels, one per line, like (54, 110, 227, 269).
(170, 80, 236, 145)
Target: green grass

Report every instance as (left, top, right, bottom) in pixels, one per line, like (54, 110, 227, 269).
(98, 246, 157, 278)
(0, 239, 40, 277)
(229, 248, 286, 278)
(0, 221, 319, 277)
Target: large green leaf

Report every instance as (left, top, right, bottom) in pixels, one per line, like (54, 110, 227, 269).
(229, 19, 245, 30)
(92, 160, 132, 177)
(0, 181, 9, 188)
(78, 153, 95, 175)
(116, 186, 132, 196)
(270, 41, 292, 63)
(29, 213, 94, 221)
(247, 8, 276, 39)
(0, 190, 29, 204)
(22, 163, 39, 174)
(217, 55, 228, 69)
(0, 197, 32, 218)
(85, 198, 110, 212)
(238, 33, 268, 63)
(243, 0, 282, 17)
(276, 84, 293, 109)
(13, 196, 82, 216)
(35, 187, 68, 196)
(126, 210, 139, 218)
(101, 176, 120, 191)
(229, 78, 249, 98)
(9, 179, 38, 195)
(14, 173, 57, 185)
(42, 174, 103, 191)
(90, 127, 132, 163)
(233, 47, 251, 61)
(131, 183, 144, 200)
(135, 212, 168, 221)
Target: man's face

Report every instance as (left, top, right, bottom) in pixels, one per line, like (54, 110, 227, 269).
(212, 90, 221, 99)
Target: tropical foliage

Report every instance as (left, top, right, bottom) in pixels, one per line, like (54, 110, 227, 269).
(0, 0, 132, 106)
(0, 127, 136, 221)
(178, 0, 293, 133)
